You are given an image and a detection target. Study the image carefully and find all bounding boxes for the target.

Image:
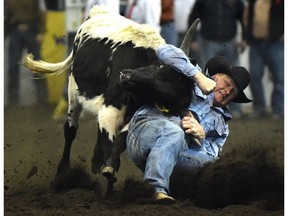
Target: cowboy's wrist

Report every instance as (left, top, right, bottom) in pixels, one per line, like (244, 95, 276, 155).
(196, 127, 205, 140)
(193, 72, 205, 83)
(191, 131, 205, 140)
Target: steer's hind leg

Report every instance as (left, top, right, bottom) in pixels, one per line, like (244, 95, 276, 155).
(56, 102, 82, 175)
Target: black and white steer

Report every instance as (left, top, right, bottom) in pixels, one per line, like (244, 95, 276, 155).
(22, 6, 207, 194)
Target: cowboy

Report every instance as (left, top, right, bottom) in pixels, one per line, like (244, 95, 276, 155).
(126, 44, 252, 204)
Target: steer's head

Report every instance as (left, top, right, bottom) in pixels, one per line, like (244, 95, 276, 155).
(120, 65, 160, 101)
(120, 63, 193, 113)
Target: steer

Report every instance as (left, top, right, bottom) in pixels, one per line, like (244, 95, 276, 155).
(22, 6, 201, 195)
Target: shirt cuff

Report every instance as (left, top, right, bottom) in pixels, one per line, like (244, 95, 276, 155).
(156, 44, 202, 79)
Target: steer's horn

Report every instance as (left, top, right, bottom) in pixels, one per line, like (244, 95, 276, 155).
(180, 18, 200, 55)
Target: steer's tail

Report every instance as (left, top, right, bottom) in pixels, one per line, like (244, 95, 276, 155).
(22, 52, 73, 76)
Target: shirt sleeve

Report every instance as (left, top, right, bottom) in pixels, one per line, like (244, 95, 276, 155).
(156, 44, 202, 79)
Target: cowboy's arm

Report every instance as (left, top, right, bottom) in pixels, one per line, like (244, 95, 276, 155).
(156, 44, 216, 94)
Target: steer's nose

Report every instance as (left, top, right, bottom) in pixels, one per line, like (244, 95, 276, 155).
(120, 69, 133, 80)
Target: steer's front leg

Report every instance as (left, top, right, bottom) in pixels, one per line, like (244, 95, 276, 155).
(104, 129, 128, 181)
(92, 105, 126, 195)
(91, 127, 105, 174)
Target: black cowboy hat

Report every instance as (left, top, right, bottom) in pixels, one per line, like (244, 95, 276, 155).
(204, 56, 252, 103)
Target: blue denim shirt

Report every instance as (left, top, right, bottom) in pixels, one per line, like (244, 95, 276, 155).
(189, 85, 232, 157)
(130, 84, 231, 158)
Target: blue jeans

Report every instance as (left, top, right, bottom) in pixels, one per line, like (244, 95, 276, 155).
(249, 41, 284, 114)
(174, 147, 216, 172)
(8, 26, 47, 104)
(160, 21, 178, 46)
(126, 116, 216, 195)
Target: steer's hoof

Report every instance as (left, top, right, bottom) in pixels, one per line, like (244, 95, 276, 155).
(98, 174, 114, 197)
(101, 166, 117, 183)
(56, 160, 71, 176)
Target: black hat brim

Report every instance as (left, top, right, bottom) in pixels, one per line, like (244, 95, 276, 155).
(205, 56, 252, 103)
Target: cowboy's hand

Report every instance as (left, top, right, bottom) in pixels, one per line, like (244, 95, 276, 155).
(193, 72, 216, 95)
(181, 112, 205, 140)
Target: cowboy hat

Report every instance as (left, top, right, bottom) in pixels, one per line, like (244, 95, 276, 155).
(205, 56, 252, 103)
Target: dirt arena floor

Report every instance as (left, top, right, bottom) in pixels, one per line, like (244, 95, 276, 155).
(4, 104, 284, 216)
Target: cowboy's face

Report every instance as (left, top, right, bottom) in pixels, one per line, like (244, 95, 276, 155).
(212, 73, 239, 107)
